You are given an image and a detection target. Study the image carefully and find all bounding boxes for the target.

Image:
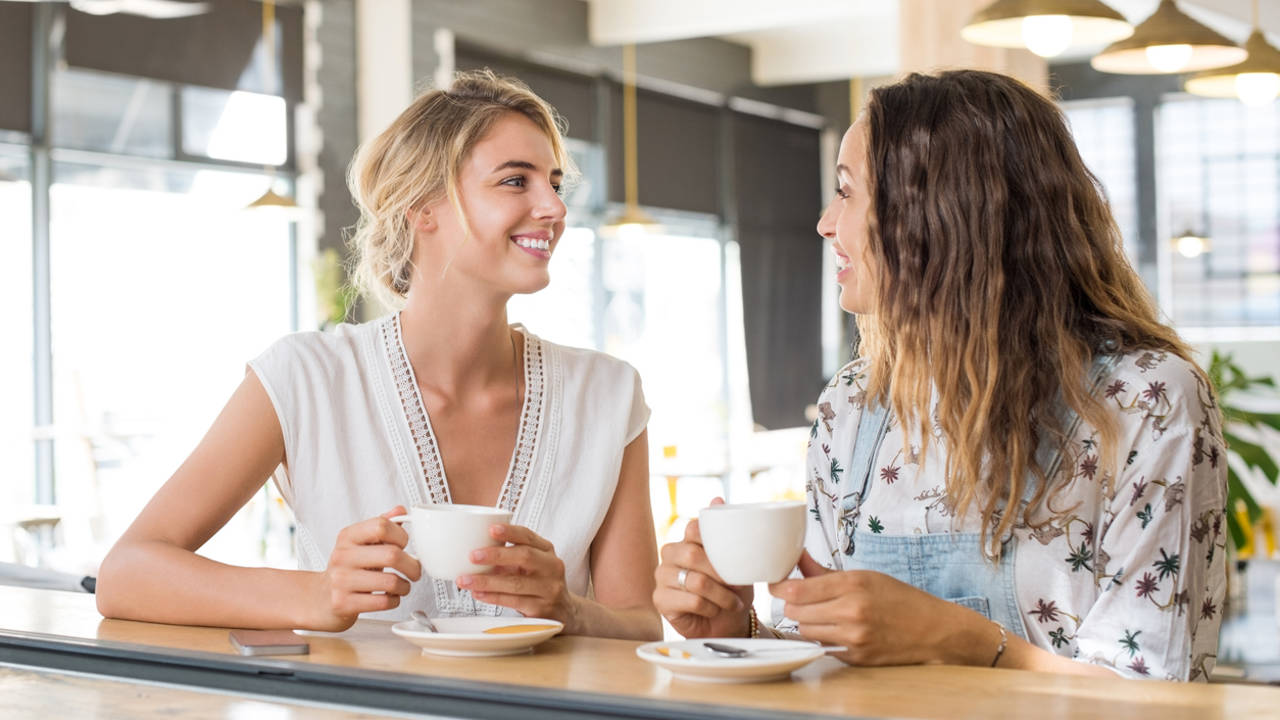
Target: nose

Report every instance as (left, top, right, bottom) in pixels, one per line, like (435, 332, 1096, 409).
(816, 199, 837, 239)
(534, 182, 567, 223)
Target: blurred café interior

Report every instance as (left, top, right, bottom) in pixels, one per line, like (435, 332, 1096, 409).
(3, 0, 1280, 712)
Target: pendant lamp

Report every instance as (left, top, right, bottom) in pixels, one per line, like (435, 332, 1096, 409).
(244, 0, 300, 218)
(1172, 229, 1210, 258)
(600, 44, 660, 239)
(961, 0, 1133, 58)
(1091, 0, 1247, 74)
(1186, 0, 1280, 106)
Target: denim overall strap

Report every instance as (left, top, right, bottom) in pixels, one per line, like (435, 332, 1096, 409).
(836, 399, 891, 562)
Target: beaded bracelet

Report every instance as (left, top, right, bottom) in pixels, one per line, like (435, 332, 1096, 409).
(990, 622, 1008, 667)
(747, 606, 759, 638)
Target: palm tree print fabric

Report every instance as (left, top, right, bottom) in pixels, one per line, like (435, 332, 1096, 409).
(804, 351, 1228, 681)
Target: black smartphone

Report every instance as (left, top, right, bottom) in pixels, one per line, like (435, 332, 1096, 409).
(228, 629, 310, 656)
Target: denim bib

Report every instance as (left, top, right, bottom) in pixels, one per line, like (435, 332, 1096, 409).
(834, 353, 1120, 640)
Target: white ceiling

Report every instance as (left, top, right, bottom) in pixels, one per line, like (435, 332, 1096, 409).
(585, 0, 1278, 85)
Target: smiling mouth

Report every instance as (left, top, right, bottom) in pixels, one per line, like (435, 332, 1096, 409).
(833, 248, 851, 275)
(513, 236, 550, 252)
(511, 233, 552, 259)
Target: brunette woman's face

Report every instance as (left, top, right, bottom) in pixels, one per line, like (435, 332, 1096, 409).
(817, 119, 877, 315)
(421, 112, 567, 296)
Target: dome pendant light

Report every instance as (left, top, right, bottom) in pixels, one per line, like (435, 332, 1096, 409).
(961, 0, 1133, 59)
(1186, 0, 1280, 106)
(1091, 0, 1247, 74)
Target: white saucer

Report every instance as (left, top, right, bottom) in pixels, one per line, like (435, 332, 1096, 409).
(392, 616, 564, 657)
(636, 638, 826, 683)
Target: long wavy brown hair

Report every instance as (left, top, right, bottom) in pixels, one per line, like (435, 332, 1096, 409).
(857, 70, 1195, 557)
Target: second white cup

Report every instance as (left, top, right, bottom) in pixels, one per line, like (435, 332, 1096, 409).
(698, 501, 806, 585)
(392, 504, 513, 580)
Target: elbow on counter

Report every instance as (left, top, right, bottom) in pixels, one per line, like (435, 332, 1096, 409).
(93, 543, 134, 620)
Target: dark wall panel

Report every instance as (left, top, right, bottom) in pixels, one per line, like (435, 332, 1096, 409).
(733, 112, 824, 428)
(63, 0, 302, 101)
(0, 3, 33, 133)
(455, 44, 597, 142)
(607, 83, 720, 215)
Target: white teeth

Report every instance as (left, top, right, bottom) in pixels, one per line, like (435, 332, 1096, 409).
(515, 238, 549, 251)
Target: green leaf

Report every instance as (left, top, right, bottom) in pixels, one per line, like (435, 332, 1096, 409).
(1226, 470, 1261, 550)
(1229, 410, 1280, 434)
(1208, 350, 1279, 554)
(1223, 430, 1279, 484)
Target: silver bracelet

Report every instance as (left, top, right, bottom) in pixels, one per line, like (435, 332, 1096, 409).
(990, 622, 1008, 667)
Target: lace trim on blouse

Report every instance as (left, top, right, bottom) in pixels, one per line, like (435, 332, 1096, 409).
(497, 333, 544, 512)
(380, 314, 545, 615)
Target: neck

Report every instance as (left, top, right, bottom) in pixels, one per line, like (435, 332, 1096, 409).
(398, 280, 517, 397)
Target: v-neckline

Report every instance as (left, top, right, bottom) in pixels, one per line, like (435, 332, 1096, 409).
(383, 313, 544, 513)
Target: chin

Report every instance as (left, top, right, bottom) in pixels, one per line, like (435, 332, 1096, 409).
(511, 273, 552, 295)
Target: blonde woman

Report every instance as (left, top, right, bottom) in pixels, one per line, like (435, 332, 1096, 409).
(97, 71, 661, 640)
(655, 70, 1226, 680)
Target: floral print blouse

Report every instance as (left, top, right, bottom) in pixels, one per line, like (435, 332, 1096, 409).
(803, 350, 1228, 681)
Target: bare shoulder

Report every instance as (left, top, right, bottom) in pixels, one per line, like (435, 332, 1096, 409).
(537, 334, 643, 386)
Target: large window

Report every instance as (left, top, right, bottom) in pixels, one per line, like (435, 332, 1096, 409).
(1, 145, 34, 555)
(1062, 98, 1139, 266)
(1158, 96, 1280, 330)
(47, 160, 294, 566)
(7, 53, 298, 570)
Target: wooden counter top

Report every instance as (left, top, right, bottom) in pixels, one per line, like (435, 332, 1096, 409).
(2, 585, 1277, 719)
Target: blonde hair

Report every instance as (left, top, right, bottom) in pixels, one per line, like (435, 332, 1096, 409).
(858, 70, 1199, 558)
(346, 69, 573, 308)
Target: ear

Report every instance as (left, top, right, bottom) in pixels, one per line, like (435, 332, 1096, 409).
(407, 206, 436, 233)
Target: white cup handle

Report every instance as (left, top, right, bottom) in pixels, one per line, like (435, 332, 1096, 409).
(387, 515, 418, 561)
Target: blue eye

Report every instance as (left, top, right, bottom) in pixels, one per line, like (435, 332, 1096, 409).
(553, 184, 563, 196)
(501, 176, 527, 188)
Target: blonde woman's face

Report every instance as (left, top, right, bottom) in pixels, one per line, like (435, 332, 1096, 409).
(427, 112, 567, 294)
(817, 119, 877, 315)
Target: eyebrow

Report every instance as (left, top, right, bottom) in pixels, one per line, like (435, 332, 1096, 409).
(491, 160, 563, 177)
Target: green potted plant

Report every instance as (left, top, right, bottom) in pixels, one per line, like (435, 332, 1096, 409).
(1208, 351, 1280, 553)
(313, 247, 357, 330)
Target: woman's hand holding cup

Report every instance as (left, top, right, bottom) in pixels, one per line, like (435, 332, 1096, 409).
(653, 497, 753, 639)
(308, 506, 422, 632)
(458, 523, 577, 625)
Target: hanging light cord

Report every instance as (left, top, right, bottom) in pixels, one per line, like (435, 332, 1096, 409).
(262, 0, 276, 183)
(623, 43, 639, 212)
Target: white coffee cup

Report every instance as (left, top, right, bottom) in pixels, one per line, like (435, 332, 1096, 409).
(391, 504, 513, 580)
(697, 501, 807, 585)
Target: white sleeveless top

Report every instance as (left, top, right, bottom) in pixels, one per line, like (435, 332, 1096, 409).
(248, 314, 649, 622)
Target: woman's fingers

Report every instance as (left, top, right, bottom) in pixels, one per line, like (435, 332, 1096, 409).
(658, 541, 724, 583)
(469, 591, 546, 617)
(329, 567, 412, 597)
(337, 589, 404, 615)
(332, 543, 421, 580)
(338, 514, 410, 549)
(657, 564, 742, 612)
(460, 571, 552, 598)
(490, 523, 554, 552)
(652, 585, 725, 619)
(781, 594, 860, 626)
